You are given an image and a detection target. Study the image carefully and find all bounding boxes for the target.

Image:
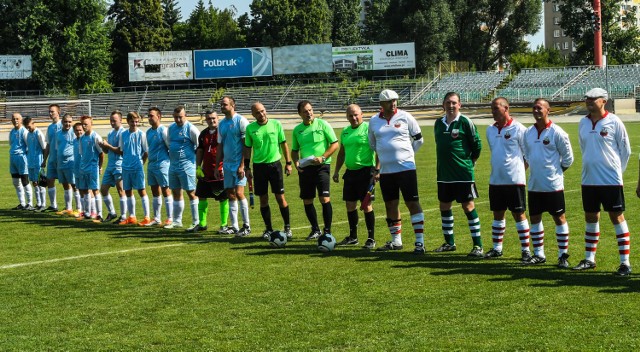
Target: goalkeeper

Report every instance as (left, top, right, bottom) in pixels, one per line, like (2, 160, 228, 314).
(188, 110, 229, 233)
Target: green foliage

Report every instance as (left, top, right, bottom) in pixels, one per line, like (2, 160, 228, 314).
(247, 0, 331, 46)
(174, 0, 244, 50)
(508, 46, 568, 73)
(361, 0, 390, 44)
(161, 0, 182, 48)
(555, 0, 640, 65)
(346, 79, 371, 102)
(108, 0, 172, 85)
(209, 87, 226, 104)
(326, 0, 362, 46)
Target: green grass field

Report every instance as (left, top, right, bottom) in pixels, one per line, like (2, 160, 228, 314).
(1, 121, 640, 350)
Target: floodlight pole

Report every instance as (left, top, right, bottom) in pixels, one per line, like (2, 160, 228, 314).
(594, 0, 603, 67)
(604, 41, 610, 96)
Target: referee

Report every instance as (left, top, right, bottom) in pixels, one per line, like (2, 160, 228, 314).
(332, 104, 377, 250)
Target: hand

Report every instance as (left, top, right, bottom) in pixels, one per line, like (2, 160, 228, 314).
(245, 167, 253, 179)
(295, 163, 303, 173)
(285, 164, 292, 176)
(196, 166, 204, 179)
(237, 165, 245, 179)
(332, 172, 339, 183)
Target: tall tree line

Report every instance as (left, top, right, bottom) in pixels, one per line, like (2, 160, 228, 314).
(2, 0, 637, 92)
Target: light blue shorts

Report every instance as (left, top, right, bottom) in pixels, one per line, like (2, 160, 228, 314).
(10, 154, 28, 176)
(78, 169, 100, 190)
(28, 167, 40, 183)
(46, 160, 58, 179)
(223, 166, 247, 189)
(57, 168, 75, 185)
(169, 168, 196, 191)
(123, 169, 146, 191)
(148, 162, 169, 187)
(101, 167, 122, 187)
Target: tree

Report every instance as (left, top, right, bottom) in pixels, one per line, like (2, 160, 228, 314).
(162, 0, 182, 48)
(0, 0, 112, 92)
(555, 0, 640, 65)
(361, 0, 390, 44)
(507, 46, 568, 72)
(448, 0, 542, 71)
(108, 0, 172, 86)
(384, 0, 456, 72)
(247, 0, 331, 47)
(176, 0, 244, 50)
(326, 0, 362, 46)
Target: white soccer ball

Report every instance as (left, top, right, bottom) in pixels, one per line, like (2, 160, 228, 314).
(317, 233, 336, 253)
(269, 230, 288, 248)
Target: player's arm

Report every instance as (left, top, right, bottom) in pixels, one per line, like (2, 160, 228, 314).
(280, 141, 292, 176)
(467, 120, 481, 165)
(214, 137, 224, 180)
(636, 156, 640, 198)
(39, 132, 48, 167)
(408, 115, 424, 152)
(616, 121, 631, 173)
(557, 130, 574, 171)
(332, 143, 345, 183)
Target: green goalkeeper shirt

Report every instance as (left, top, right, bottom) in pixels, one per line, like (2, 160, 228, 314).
(434, 114, 482, 182)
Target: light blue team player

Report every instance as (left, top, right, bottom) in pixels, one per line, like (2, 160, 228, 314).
(43, 104, 62, 212)
(71, 122, 84, 217)
(77, 116, 104, 221)
(214, 96, 251, 236)
(165, 105, 200, 230)
(99, 110, 127, 223)
(23, 116, 47, 211)
(9, 113, 33, 210)
(55, 114, 80, 215)
(102, 112, 150, 225)
(145, 107, 173, 227)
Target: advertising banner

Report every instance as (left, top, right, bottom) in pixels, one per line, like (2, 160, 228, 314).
(128, 51, 193, 81)
(332, 43, 416, 71)
(273, 44, 333, 75)
(194, 47, 272, 79)
(0, 55, 32, 79)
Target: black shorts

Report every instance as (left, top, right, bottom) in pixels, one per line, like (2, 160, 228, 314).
(582, 185, 625, 213)
(253, 162, 284, 196)
(528, 191, 565, 217)
(489, 185, 526, 213)
(379, 170, 419, 202)
(343, 167, 375, 202)
(299, 164, 331, 199)
(438, 182, 478, 203)
(195, 178, 227, 201)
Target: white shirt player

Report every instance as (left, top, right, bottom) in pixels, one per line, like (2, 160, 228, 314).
(523, 121, 573, 192)
(368, 109, 423, 174)
(486, 118, 527, 186)
(578, 111, 630, 186)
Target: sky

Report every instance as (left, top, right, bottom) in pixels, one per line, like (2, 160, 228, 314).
(177, 0, 545, 50)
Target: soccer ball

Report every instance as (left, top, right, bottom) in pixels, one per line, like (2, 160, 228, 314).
(269, 231, 288, 248)
(317, 233, 336, 253)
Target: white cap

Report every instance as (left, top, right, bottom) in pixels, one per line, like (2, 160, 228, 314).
(585, 88, 608, 100)
(379, 89, 399, 102)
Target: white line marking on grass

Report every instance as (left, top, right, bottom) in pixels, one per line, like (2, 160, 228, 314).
(0, 244, 184, 270)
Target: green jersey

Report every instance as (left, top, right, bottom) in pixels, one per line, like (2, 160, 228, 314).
(245, 119, 286, 164)
(434, 114, 482, 182)
(340, 122, 375, 170)
(291, 118, 338, 164)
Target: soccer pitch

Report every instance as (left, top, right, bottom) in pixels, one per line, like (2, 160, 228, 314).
(1, 122, 640, 350)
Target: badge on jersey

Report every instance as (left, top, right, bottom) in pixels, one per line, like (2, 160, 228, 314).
(599, 127, 609, 137)
(451, 129, 460, 139)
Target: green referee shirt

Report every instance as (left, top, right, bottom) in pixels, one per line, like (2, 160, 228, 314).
(340, 122, 375, 170)
(245, 119, 285, 164)
(292, 118, 338, 164)
(434, 114, 482, 182)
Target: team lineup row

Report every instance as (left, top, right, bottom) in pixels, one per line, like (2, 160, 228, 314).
(6, 88, 634, 276)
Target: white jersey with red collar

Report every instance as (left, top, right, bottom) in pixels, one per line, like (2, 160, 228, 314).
(578, 111, 630, 186)
(486, 118, 527, 185)
(523, 121, 573, 192)
(368, 109, 423, 174)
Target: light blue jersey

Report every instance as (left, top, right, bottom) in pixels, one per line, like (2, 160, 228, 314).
(146, 125, 170, 167)
(217, 113, 249, 170)
(46, 121, 62, 163)
(79, 131, 103, 173)
(10, 127, 28, 156)
(56, 128, 76, 169)
(27, 128, 46, 168)
(105, 127, 124, 171)
(168, 121, 199, 172)
(119, 129, 148, 171)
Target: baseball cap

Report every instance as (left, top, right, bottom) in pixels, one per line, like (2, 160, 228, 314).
(584, 88, 608, 100)
(379, 89, 399, 102)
